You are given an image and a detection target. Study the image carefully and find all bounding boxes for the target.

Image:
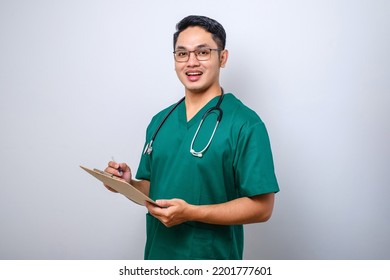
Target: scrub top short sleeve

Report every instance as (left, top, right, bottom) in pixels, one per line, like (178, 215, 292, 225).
(233, 121, 279, 197)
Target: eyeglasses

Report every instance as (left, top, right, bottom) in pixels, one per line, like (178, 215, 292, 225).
(173, 48, 221, 62)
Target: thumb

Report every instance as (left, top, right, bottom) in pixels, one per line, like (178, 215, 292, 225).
(155, 199, 173, 208)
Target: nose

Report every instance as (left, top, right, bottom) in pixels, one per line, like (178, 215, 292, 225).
(187, 51, 200, 66)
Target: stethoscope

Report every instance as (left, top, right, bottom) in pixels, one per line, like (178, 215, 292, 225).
(143, 88, 224, 158)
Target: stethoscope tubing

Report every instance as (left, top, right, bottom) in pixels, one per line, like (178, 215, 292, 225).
(143, 96, 184, 155)
(189, 106, 222, 157)
(144, 88, 224, 157)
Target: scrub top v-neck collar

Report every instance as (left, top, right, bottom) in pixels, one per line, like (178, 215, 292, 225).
(178, 95, 222, 129)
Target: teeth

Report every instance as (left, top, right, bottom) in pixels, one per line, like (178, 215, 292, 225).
(187, 72, 202, 76)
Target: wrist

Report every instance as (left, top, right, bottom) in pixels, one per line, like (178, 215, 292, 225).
(186, 204, 201, 222)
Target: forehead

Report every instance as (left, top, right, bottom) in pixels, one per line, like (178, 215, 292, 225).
(175, 26, 216, 49)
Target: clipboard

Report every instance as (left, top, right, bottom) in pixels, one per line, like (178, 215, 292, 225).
(80, 165, 157, 206)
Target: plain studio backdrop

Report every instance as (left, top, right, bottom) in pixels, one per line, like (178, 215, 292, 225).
(0, 0, 389, 260)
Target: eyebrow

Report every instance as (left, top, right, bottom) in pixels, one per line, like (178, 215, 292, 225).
(175, 44, 212, 50)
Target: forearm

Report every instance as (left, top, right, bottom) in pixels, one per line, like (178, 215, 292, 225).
(188, 193, 275, 225)
(147, 193, 275, 227)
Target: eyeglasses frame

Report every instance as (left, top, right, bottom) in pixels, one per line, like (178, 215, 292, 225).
(173, 48, 222, 62)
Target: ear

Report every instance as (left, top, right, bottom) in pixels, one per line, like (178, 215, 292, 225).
(220, 49, 229, 68)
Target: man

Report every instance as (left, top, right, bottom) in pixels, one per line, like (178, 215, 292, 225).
(104, 15, 279, 259)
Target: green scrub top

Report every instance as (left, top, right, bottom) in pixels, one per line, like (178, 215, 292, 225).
(136, 93, 279, 260)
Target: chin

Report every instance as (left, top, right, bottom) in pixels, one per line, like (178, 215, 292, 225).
(183, 82, 212, 94)
(185, 87, 204, 93)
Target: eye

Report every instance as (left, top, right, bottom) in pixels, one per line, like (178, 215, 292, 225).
(176, 51, 188, 57)
(197, 49, 210, 57)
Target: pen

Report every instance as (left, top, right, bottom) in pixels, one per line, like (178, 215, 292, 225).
(111, 156, 123, 175)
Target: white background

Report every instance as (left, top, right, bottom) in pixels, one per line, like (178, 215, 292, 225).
(0, 0, 389, 259)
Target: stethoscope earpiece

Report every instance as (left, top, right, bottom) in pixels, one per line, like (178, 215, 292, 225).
(143, 141, 153, 155)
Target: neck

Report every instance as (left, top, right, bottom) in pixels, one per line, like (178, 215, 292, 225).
(184, 86, 222, 121)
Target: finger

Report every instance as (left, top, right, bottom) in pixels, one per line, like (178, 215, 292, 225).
(155, 199, 175, 208)
(145, 201, 154, 212)
(118, 162, 129, 175)
(104, 166, 117, 175)
(107, 161, 124, 177)
(146, 201, 162, 212)
(119, 162, 127, 169)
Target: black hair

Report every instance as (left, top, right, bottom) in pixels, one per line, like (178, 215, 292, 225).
(173, 15, 226, 50)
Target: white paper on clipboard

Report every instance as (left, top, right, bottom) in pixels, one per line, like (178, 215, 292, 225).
(80, 165, 156, 206)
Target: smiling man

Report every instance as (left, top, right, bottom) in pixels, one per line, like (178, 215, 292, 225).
(104, 15, 279, 260)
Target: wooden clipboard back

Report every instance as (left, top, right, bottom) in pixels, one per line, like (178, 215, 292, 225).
(80, 165, 156, 206)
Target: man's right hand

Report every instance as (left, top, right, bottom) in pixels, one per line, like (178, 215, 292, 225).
(103, 161, 132, 192)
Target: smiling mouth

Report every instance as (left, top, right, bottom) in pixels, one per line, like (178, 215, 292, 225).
(186, 71, 203, 76)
